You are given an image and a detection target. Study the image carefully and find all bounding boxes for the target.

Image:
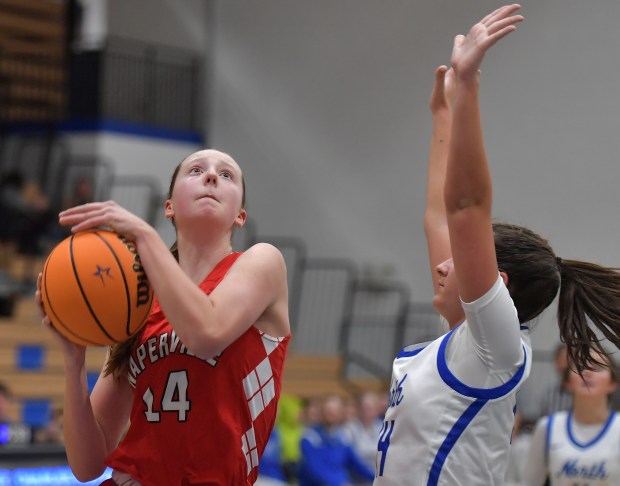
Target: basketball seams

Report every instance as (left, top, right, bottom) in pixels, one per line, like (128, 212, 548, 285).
(95, 231, 132, 338)
(70, 233, 117, 343)
(42, 240, 102, 346)
(41, 229, 152, 346)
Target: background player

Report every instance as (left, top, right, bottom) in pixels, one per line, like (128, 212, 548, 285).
(523, 351, 620, 485)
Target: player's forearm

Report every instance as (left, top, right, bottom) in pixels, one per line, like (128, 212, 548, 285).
(444, 78, 492, 214)
(425, 111, 454, 287)
(62, 364, 110, 481)
(425, 110, 452, 228)
(132, 227, 221, 358)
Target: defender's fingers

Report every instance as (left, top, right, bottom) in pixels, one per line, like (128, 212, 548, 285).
(481, 4, 521, 27)
(486, 25, 520, 49)
(487, 14, 524, 36)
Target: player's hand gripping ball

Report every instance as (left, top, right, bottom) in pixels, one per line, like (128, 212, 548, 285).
(41, 229, 154, 346)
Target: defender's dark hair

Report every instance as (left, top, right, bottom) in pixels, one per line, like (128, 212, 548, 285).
(104, 151, 246, 379)
(494, 222, 620, 373)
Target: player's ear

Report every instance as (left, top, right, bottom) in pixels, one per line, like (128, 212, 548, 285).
(234, 209, 247, 228)
(165, 199, 174, 219)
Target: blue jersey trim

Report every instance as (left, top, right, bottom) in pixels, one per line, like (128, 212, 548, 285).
(396, 343, 430, 358)
(427, 398, 487, 486)
(566, 410, 616, 449)
(437, 327, 527, 400)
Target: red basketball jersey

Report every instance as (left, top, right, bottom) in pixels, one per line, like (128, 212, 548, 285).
(106, 252, 290, 485)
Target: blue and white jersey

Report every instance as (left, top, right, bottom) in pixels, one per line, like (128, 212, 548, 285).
(374, 275, 531, 486)
(545, 411, 620, 485)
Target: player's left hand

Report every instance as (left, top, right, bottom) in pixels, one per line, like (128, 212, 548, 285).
(59, 201, 152, 242)
(430, 65, 456, 116)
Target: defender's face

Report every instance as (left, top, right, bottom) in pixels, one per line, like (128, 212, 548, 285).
(432, 258, 464, 327)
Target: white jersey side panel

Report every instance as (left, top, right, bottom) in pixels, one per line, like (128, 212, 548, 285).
(547, 411, 620, 485)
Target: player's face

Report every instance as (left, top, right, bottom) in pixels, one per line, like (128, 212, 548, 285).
(166, 150, 246, 230)
(432, 258, 464, 328)
(566, 354, 618, 399)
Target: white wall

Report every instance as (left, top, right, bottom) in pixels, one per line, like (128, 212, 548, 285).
(107, 0, 210, 51)
(65, 132, 201, 192)
(63, 132, 201, 247)
(96, 1, 620, 353)
(206, 0, 620, 351)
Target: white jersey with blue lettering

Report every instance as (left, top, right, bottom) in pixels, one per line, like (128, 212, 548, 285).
(541, 410, 620, 485)
(374, 275, 531, 486)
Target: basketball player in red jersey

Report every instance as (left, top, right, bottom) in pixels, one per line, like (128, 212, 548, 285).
(35, 149, 291, 485)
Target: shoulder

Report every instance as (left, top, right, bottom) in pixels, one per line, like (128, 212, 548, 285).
(239, 243, 286, 270)
(231, 243, 287, 281)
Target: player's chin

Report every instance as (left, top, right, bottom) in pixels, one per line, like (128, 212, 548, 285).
(431, 294, 444, 315)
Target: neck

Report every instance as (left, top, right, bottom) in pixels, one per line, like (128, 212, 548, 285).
(176, 234, 233, 284)
(572, 398, 611, 425)
(448, 313, 466, 330)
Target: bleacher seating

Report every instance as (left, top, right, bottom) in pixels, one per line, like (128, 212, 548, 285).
(0, 0, 67, 123)
(282, 354, 386, 399)
(0, 296, 107, 426)
(0, 291, 386, 428)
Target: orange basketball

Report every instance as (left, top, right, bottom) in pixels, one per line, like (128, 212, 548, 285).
(41, 229, 154, 346)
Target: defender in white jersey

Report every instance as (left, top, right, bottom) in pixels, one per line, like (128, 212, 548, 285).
(379, 4, 620, 485)
(376, 277, 531, 485)
(524, 352, 620, 485)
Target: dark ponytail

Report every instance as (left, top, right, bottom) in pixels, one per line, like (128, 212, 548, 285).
(493, 223, 560, 324)
(493, 222, 620, 374)
(556, 259, 620, 373)
(170, 241, 179, 262)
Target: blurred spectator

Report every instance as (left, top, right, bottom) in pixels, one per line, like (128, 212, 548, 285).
(298, 395, 375, 486)
(50, 175, 96, 242)
(34, 407, 64, 444)
(0, 171, 54, 289)
(0, 382, 32, 445)
(0, 171, 52, 254)
(341, 392, 383, 478)
(256, 428, 287, 486)
(301, 397, 322, 427)
(376, 390, 388, 420)
(504, 411, 532, 486)
(538, 343, 572, 417)
(342, 397, 357, 423)
(277, 394, 305, 482)
(64, 176, 94, 209)
(0, 382, 11, 425)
